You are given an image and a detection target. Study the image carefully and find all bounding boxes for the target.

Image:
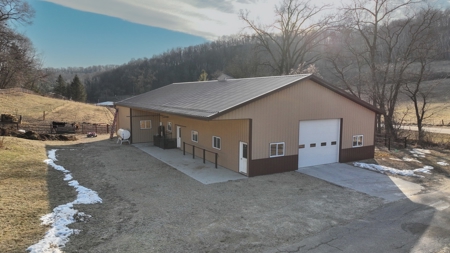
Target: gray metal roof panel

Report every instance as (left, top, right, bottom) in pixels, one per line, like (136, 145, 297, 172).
(116, 74, 311, 118)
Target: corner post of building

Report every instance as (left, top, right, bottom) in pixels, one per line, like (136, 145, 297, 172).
(183, 142, 185, 155)
(203, 149, 206, 164)
(192, 145, 195, 159)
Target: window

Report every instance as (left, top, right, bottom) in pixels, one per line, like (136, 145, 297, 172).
(321, 142, 327, 146)
(353, 135, 364, 147)
(191, 130, 198, 142)
(167, 122, 172, 132)
(310, 143, 316, 147)
(212, 136, 221, 150)
(270, 142, 285, 157)
(331, 141, 337, 145)
(140, 120, 151, 129)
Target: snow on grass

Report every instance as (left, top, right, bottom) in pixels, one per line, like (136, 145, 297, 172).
(437, 161, 449, 166)
(27, 149, 102, 253)
(353, 162, 433, 178)
(409, 148, 431, 158)
(389, 157, 422, 163)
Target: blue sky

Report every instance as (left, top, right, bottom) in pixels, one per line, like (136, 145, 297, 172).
(22, 1, 207, 68)
(20, 0, 294, 68)
(20, 0, 450, 68)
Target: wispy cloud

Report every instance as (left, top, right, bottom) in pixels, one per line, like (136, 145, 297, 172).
(42, 0, 279, 40)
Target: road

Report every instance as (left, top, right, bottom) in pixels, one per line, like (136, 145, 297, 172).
(400, 125, 450, 134)
(265, 181, 450, 253)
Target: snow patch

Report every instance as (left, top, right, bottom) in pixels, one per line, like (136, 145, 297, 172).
(389, 157, 422, 163)
(27, 149, 102, 253)
(47, 149, 58, 161)
(437, 161, 449, 166)
(409, 148, 431, 158)
(353, 162, 433, 178)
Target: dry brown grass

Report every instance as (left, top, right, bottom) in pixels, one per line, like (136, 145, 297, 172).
(0, 137, 50, 253)
(0, 92, 114, 125)
(396, 77, 450, 126)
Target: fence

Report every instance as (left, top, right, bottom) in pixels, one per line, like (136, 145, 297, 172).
(20, 124, 53, 134)
(1, 123, 111, 135)
(375, 134, 408, 150)
(79, 124, 110, 134)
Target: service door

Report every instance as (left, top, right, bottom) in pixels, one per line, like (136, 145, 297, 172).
(298, 119, 340, 168)
(239, 142, 248, 174)
(177, 126, 181, 148)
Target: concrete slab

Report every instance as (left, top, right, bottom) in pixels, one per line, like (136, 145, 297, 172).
(133, 143, 247, 185)
(297, 163, 423, 203)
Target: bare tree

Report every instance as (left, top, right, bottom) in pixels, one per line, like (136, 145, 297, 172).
(0, 0, 34, 25)
(239, 0, 331, 75)
(326, 0, 441, 138)
(0, 0, 42, 90)
(402, 11, 444, 143)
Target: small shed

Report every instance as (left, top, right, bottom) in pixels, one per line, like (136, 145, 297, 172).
(115, 74, 380, 177)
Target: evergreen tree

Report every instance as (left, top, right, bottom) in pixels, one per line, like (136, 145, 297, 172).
(53, 75, 66, 96)
(69, 75, 87, 102)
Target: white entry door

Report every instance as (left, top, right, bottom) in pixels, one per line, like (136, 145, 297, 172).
(239, 141, 248, 174)
(177, 126, 181, 148)
(298, 119, 340, 168)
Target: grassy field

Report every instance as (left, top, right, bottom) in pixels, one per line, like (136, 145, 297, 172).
(0, 137, 49, 253)
(0, 90, 115, 252)
(0, 92, 114, 125)
(396, 77, 450, 126)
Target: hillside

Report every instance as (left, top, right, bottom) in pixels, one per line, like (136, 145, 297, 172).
(0, 91, 114, 125)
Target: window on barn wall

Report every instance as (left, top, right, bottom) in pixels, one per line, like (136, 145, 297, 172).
(191, 131, 198, 142)
(270, 142, 285, 157)
(167, 122, 172, 132)
(352, 135, 363, 147)
(212, 136, 221, 150)
(140, 120, 151, 129)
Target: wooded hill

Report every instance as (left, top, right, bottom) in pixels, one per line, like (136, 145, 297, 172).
(83, 36, 266, 102)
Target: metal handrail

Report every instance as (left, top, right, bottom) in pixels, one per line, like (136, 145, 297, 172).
(183, 142, 218, 168)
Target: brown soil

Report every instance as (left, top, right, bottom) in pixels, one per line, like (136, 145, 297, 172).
(43, 139, 384, 253)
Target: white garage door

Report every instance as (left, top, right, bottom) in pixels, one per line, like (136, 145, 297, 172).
(298, 119, 340, 168)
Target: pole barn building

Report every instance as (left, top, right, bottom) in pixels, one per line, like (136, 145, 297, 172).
(115, 74, 380, 177)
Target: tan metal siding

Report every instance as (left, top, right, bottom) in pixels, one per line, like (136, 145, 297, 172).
(216, 79, 376, 160)
(116, 105, 130, 131)
(160, 114, 249, 172)
(131, 109, 159, 143)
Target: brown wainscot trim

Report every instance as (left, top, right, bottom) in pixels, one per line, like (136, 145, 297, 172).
(339, 145, 375, 163)
(248, 155, 298, 177)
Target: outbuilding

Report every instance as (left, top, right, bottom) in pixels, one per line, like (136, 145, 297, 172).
(115, 74, 380, 177)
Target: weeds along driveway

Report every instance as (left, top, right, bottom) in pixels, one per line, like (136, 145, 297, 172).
(47, 138, 384, 253)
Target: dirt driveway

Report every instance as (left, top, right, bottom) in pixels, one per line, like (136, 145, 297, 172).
(47, 138, 384, 252)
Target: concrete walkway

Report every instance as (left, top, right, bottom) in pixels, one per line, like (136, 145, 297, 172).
(133, 143, 247, 184)
(297, 163, 423, 203)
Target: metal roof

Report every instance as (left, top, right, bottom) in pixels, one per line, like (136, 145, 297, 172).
(115, 74, 381, 118)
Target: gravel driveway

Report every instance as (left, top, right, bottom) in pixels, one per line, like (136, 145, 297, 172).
(47, 138, 384, 252)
